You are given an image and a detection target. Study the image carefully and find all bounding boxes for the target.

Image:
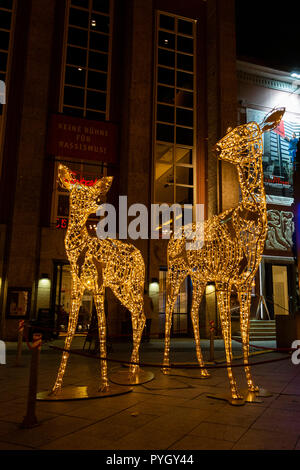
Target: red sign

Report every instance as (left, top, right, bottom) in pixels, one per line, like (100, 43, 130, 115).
(47, 114, 118, 163)
(273, 119, 285, 138)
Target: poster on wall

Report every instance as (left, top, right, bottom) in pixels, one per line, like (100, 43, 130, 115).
(247, 108, 300, 198)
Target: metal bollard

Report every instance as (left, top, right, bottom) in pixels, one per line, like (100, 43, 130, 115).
(209, 320, 215, 362)
(15, 320, 24, 367)
(20, 333, 42, 429)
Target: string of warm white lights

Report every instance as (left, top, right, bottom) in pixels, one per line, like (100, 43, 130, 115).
(162, 108, 286, 402)
(51, 164, 145, 394)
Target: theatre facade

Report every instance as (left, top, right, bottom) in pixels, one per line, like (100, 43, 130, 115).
(236, 61, 300, 340)
(0, 0, 253, 341)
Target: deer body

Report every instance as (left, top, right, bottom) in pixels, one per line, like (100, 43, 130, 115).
(52, 166, 145, 394)
(163, 110, 284, 401)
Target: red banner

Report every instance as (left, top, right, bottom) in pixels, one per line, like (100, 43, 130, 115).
(47, 114, 118, 163)
(273, 119, 285, 138)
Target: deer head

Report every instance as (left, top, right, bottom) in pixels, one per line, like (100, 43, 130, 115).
(215, 107, 285, 165)
(58, 164, 113, 219)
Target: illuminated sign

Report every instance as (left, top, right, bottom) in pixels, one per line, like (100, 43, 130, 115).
(47, 114, 118, 163)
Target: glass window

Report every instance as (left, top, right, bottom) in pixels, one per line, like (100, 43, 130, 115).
(62, 0, 112, 121)
(177, 71, 193, 90)
(90, 13, 109, 33)
(175, 148, 193, 164)
(157, 104, 174, 124)
(65, 66, 86, 87)
(64, 86, 85, 107)
(0, 0, 15, 126)
(88, 50, 108, 71)
(87, 70, 107, 90)
(0, 1, 13, 10)
(71, 0, 89, 8)
(159, 14, 175, 31)
(178, 19, 193, 36)
(158, 67, 174, 86)
(157, 85, 174, 104)
(68, 27, 88, 47)
(86, 90, 106, 111)
(63, 106, 84, 118)
(177, 35, 194, 54)
(158, 31, 175, 50)
(90, 32, 109, 52)
(175, 166, 193, 185)
(157, 123, 174, 143)
(158, 48, 175, 68)
(0, 51, 7, 72)
(176, 90, 193, 108)
(177, 53, 193, 72)
(176, 108, 193, 127)
(176, 126, 193, 146)
(0, 10, 11, 30)
(67, 46, 87, 67)
(0, 30, 10, 49)
(154, 12, 196, 208)
(93, 0, 110, 14)
(69, 7, 89, 28)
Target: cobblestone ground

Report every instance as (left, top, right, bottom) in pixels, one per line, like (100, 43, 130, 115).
(0, 337, 300, 450)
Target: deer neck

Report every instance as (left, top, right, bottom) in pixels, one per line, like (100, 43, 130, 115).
(237, 154, 266, 218)
(65, 210, 90, 254)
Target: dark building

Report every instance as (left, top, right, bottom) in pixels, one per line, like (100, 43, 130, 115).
(0, 0, 238, 340)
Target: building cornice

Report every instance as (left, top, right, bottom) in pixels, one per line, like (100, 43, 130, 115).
(237, 60, 300, 94)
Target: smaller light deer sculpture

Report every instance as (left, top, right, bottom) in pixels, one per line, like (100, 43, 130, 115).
(162, 108, 285, 403)
(52, 165, 145, 394)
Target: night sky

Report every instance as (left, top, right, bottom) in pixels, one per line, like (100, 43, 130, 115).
(235, 0, 300, 72)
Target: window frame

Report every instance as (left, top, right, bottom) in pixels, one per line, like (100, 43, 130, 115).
(153, 10, 197, 209)
(59, 0, 114, 121)
(0, 0, 17, 174)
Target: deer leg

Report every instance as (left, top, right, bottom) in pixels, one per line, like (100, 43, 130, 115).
(190, 282, 209, 377)
(216, 284, 242, 400)
(94, 288, 109, 392)
(238, 288, 258, 393)
(52, 284, 83, 394)
(129, 300, 145, 379)
(162, 269, 187, 373)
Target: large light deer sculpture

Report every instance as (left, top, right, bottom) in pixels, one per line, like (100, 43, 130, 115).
(52, 165, 145, 394)
(162, 108, 285, 403)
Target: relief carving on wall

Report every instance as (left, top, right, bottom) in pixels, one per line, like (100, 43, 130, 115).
(266, 210, 294, 251)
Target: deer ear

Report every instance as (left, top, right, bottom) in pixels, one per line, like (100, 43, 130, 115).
(58, 164, 74, 191)
(260, 107, 285, 133)
(93, 176, 113, 194)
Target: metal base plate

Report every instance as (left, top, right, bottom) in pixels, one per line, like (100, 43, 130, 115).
(241, 389, 263, 403)
(36, 384, 133, 401)
(109, 369, 155, 386)
(207, 393, 245, 406)
(256, 388, 273, 398)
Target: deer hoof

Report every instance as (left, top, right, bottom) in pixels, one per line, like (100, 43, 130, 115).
(50, 386, 61, 396)
(199, 369, 210, 378)
(99, 383, 110, 393)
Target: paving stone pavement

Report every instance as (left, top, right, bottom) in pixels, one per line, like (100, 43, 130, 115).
(0, 337, 300, 450)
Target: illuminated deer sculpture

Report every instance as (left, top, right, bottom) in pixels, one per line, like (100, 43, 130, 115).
(52, 165, 145, 394)
(162, 108, 285, 403)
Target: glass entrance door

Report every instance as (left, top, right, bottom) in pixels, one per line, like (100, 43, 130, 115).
(159, 268, 190, 337)
(52, 262, 94, 333)
(265, 262, 296, 318)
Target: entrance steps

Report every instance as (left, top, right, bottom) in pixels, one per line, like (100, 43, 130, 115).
(233, 319, 276, 341)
